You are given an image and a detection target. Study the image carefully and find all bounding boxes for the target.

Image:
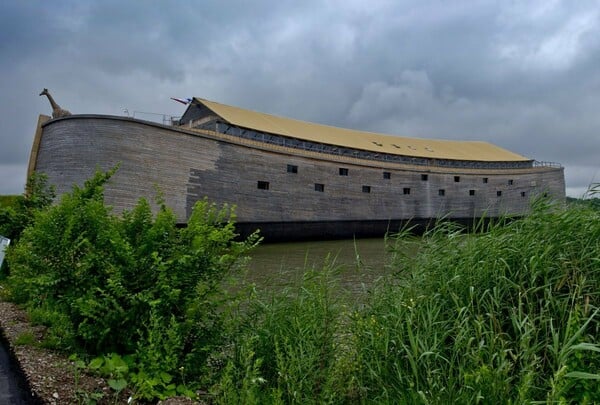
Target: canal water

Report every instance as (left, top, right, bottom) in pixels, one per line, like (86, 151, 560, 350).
(238, 238, 402, 294)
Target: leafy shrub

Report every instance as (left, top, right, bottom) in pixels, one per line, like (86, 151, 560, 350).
(5, 168, 260, 400)
(0, 172, 55, 242)
(0, 173, 55, 277)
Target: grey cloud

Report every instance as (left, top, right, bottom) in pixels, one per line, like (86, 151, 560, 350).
(0, 0, 599, 197)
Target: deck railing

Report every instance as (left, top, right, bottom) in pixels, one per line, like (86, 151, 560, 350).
(533, 161, 563, 168)
(128, 111, 180, 126)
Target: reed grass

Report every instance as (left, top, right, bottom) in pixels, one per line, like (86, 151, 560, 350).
(218, 196, 600, 404)
(352, 197, 600, 403)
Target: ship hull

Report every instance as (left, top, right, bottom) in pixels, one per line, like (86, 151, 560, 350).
(30, 115, 565, 241)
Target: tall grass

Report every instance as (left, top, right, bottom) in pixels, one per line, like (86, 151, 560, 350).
(217, 258, 349, 404)
(353, 198, 599, 403)
(219, 197, 600, 403)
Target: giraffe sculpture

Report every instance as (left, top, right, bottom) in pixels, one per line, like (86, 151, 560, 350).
(39, 88, 71, 118)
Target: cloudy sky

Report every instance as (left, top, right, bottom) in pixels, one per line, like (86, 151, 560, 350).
(1, 0, 599, 197)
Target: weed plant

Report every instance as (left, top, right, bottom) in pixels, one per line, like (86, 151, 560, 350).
(220, 196, 600, 404)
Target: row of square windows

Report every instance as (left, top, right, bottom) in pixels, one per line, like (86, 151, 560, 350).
(287, 164, 515, 185)
(257, 180, 526, 197)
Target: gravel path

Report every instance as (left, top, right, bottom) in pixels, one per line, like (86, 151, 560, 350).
(0, 301, 108, 403)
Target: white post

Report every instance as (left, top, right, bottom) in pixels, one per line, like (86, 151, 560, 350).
(0, 235, 10, 268)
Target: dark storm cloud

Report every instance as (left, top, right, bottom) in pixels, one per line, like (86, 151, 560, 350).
(0, 0, 599, 196)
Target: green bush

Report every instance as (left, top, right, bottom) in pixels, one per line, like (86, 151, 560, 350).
(0, 173, 55, 278)
(5, 168, 260, 400)
(0, 173, 55, 242)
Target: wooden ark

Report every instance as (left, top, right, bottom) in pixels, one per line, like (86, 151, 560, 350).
(29, 98, 565, 241)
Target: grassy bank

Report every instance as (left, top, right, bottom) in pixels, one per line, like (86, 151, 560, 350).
(0, 195, 18, 209)
(1, 172, 599, 403)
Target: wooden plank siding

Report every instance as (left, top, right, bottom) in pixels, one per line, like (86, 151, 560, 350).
(33, 115, 565, 240)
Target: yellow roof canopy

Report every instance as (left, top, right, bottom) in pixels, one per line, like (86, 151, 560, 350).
(191, 97, 530, 162)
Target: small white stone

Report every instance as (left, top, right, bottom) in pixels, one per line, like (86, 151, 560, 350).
(52, 392, 59, 399)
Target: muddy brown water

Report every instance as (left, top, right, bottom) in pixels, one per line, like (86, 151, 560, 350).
(236, 237, 407, 294)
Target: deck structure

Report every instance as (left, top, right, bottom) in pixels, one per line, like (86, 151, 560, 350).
(29, 98, 565, 240)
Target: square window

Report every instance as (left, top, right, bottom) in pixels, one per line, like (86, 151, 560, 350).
(421, 174, 429, 181)
(383, 171, 391, 179)
(315, 183, 325, 192)
(483, 177, 489, 183)
(339, 168, 349, 176)
(287, 164, 298, 174)
(439, 189, 445, 196)
(497, 190, 502, 197)
(362, 185, 371, 193)
(403, 187, 411, 195)
(508, 179, 514, 185)
(469, 190, 475, 196)
(521, 191, 526, 197)
(454, 176, 460, 182)
(257, 181, 269, 190)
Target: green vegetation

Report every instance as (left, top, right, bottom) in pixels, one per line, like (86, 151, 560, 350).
(567, 197, 600, 210)
(0, 174, 55, 278)
(218, 195, 600, 404)
(14, 331, 36, 346)
(1, 173, 599, 403)
(2, 169, 260, 401)
(349, 198, 599, 403)
(566, 182, 600, 210)
(0, 173, 55, 242)
(0, 195, 19, 209)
